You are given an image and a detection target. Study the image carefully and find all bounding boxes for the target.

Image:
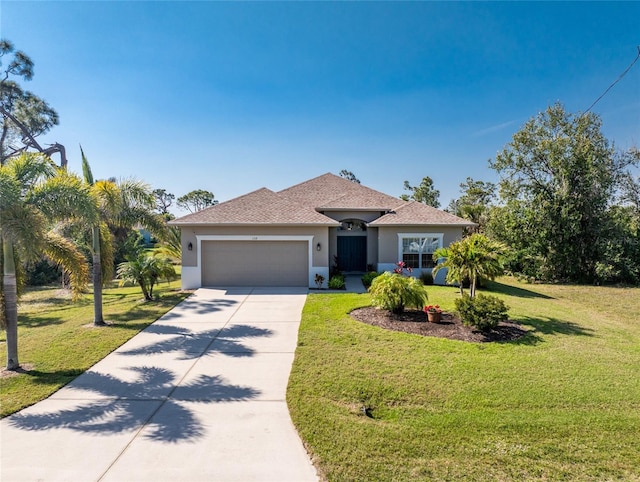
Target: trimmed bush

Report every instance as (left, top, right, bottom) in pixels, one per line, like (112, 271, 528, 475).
(455, 293, 509, 332)
(369, 272, 428, 314)
(419, 271, 434, 285)
(328, 274, 346, 290)
(361, 271, 382, 288)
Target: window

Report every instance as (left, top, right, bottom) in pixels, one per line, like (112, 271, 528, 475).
(398, 234, 443, 269)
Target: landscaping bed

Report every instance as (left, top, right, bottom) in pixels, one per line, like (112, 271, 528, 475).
(350, 306, 528, 342)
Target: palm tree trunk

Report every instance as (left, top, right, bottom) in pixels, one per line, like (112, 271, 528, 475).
(3, 239, 20, 370)
(91, 226, 105, 326)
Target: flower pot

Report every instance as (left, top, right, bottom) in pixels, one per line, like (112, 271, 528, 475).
(427, 311, 441, 323)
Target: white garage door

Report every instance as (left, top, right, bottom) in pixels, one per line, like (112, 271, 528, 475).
(201, 241, 309, 287)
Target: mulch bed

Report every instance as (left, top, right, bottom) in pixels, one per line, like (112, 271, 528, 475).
(349, 307, 528, 343)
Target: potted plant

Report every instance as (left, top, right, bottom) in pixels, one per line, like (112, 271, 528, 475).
(423, 304, 442, 323)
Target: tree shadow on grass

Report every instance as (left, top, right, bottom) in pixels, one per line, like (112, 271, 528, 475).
(507, 316, 595, 346)
(8, 366, 259, 442)
(18, 315, 65, 328)
(484, 280, 554, 299)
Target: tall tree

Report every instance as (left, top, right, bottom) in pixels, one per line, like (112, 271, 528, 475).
(177, 189, 217, 213)
(153, 188, 175, 216)
(77, 148, 166, 324)
(1, 153, 97, 369)
(489, 103, 638, 282)
(0, 40, 66, 167)
(400, 176, 440, 208)
(338, 170, 360, 183)
(447, 178, 497, 232)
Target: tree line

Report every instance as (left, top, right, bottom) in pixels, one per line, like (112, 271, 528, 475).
(400, 104, 640, 285)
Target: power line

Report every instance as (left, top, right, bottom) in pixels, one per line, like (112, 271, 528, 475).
(583, 46, 640, 115)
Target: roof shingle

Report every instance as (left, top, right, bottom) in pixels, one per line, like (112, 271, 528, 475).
(369, 201, 475, 226)
(170, 188, 339, 226)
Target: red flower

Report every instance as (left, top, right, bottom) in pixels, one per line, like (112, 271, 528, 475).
(423, 305, 442, 314)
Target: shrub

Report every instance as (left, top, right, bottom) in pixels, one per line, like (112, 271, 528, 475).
(361, 271, 382, 288)
(369, 272, 428, 314)
(455, 293, 509, 332)
(419, 271, 434, 285)
(328, 274, 345, 290)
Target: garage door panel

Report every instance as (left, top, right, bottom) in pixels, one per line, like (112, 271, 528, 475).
(202, 241, 308, 287)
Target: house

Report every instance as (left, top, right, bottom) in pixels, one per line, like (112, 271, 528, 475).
(170, 173, 474, 289)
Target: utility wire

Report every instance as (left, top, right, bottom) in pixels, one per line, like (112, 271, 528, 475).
(583, 46, 640, 115)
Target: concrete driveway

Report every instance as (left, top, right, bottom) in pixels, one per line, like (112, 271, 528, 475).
(1, 287, 318, 482)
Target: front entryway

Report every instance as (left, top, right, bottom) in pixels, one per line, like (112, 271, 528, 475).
(337, 236, 367, 272)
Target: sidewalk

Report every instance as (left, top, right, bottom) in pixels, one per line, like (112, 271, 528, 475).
(1, 287, 318, 482)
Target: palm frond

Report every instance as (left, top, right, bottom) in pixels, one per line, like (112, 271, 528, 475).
(1, 204, 47, 261)
(99, 221, 115, 283)
(3, 152, 55, 190)
(93, 179, 122, 217)
(80, 145, 94, 186)
(28, 171, 99, 225)
(43, 231, 89, 300)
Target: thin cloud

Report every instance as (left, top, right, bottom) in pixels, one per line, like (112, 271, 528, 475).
(473, 120, 519, 137)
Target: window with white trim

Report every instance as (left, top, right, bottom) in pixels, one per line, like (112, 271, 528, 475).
(398, 234, 443, 269)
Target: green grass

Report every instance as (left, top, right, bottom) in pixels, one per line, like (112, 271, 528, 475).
(0, 278, 189, 417)
(287, 278, 640, 481)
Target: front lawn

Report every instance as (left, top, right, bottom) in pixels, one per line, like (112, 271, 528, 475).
(0, 279, 189, 417)
(287, 278, 640, 481)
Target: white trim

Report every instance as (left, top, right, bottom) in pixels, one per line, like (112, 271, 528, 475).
(194, 235, 316, 288)
(397, 233, 444, 270)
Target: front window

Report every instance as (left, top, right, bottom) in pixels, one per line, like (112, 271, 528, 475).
(399, 234, 443, 269)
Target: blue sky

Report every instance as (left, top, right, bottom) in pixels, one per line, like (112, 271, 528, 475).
(2, 1, 638, 214)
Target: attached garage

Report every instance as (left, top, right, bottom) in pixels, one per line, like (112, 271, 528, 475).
(201, 240, 309, 287)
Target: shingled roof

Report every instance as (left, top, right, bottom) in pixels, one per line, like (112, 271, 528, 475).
(171, 173, 474, 227)
(171, 187, 339, 226)
(369, 201, 475, 226)
(279, 173, 401, 210)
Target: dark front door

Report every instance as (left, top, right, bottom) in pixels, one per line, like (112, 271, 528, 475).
(337, 236, 367, 272)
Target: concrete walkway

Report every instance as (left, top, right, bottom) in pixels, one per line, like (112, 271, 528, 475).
(1, 287, 318, 482)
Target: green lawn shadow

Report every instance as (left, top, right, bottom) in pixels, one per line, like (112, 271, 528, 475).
(485, 280, 554, 299)
(517, 315, 594, 338)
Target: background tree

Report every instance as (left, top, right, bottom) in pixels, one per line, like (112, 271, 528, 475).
(488, 103, 638, 283)
(338, 170, 360, 183)
(177, 189, 217, 213)
(1, 153, 97, 370)
(400, 176, 440, 208)
(0, 40, 66, 167)
(153, 188, 175, 217)
(447, 177, 497, 232)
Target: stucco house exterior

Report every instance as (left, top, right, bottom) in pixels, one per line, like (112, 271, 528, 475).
(171, 173, 474, 289)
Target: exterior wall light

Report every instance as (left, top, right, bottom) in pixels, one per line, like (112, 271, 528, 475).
(316, 242, 321, 251)
(188, 242, 193, 251)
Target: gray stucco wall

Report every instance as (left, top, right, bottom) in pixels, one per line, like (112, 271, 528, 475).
(179, 225, 330, 268)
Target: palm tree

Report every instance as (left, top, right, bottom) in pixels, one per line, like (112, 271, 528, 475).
(117, 251, 176, 301)
(1, 153, 97, 370)
(433, 234, 508, 298)
(154, 225, 182, 263)
(79, 146, 166, 325)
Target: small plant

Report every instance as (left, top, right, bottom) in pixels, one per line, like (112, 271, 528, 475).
(369, 272, 428, 314)
(314, 273, 325, 289)
(419, 270, 434, 285)
(423, 304, 442, 314)
(361, 271, 382, 288)
(393, 260, 413, 275)
(328, 274, 346, 290)
(454, 294, 509, 333)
